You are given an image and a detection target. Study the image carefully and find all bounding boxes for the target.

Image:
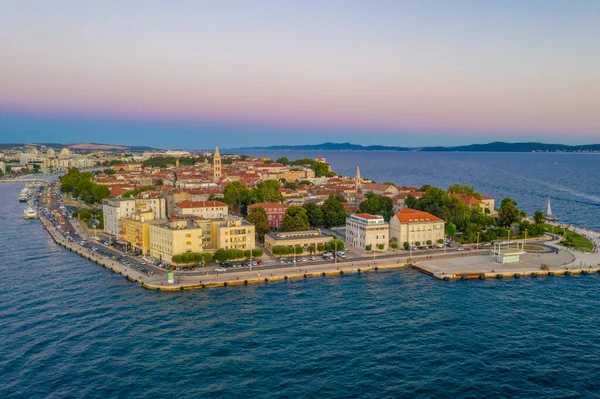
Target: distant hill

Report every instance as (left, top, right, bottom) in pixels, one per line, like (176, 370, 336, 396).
(233, 141, 600, 153)
(0, 142, 158, 151)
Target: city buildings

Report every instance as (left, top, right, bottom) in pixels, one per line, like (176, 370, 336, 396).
(389, 208, 445, 246)
(119, 210, 163, 254)
(102, 196, 166, 238)
(345, 213, 389, 250)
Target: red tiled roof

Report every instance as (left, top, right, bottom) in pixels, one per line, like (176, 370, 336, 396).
(450, 193, 482, 205)
(394, 208, 442, 223)
(177, 200, 228, 208)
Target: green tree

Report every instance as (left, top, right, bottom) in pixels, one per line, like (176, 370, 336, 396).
(279, 206, 310, 232)
(498, 197, 522, 227)
(103, 168, 115, 176)
(284, 181, 298, 190)
(172, 254, 183, 264)
(365, 244, 372, 251)
(534, 210, 545, 225)
(223, 181, 251, 215)
(330, 239, 345, 252)
(213, 249, 228, 263)
(322, 194, 347, 227)
(310, 161, 335, 177)
(202, 253, 213, 263)
(378, 243, 385, 250)
(307, 245, 316, 254)
(155, 179, 164, 186)
(295, 246, 303, 255)
(276, 156, 290, 165)
(303, 202, 324, 227)
(445, 222, 457, 236)
(251, 180, 283, 204)
(403, 241, 410, 250)
(404, 195, 417, 209)
(426, 240, 432, 246)
(251, 248, 263, 257)
(415, 241, 421, 247)
(246, 206, 270, 241)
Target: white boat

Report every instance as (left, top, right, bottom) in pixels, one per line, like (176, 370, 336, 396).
(545, 196, 557, 221)
(24, 206, 39, 219)
(19, 188, 29, 202)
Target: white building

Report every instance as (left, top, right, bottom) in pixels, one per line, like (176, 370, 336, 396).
(103, 197, 166, 238)
(345, 213, 389, 251)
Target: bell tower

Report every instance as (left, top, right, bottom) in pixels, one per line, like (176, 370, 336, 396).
(213, 146, 221, 182)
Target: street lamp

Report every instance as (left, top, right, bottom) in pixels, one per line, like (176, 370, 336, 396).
(334, 241, 337, 263)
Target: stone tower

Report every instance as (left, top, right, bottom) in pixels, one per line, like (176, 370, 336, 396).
(213, 146, 221, 182)
(355, 165, 362, 193)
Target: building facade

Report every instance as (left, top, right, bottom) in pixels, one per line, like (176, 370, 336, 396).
(120, 210, 162, 254)
(102, 197, 166, 238)
(264, 230, 331, 254)
(175, 200, 228, 219)
(345, 213, 389, 250)
(389, 208, 445, 246)
(149, 219, 204, 261)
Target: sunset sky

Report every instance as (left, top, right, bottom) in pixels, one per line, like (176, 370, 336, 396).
(1, 1, 599, 148)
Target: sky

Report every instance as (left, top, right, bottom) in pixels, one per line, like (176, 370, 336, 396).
(1, 0, 599, 149)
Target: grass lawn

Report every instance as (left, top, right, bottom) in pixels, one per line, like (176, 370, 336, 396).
(542, 224, 594, 251)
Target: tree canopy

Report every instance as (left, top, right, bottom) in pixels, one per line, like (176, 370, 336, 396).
(322, 194, 347, 227)
(279, 206, 310, 232)
(59, 168, 110, 204)
(358, 192, 394, 221)
(246, 206, 270, 241)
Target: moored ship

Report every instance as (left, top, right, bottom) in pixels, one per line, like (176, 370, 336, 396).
(24, 206, 39, 219)
(18, 188, 29, 202)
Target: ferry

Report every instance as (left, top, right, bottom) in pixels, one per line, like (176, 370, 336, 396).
(24, 206, 39, 219)
(18, 188, 29, 202)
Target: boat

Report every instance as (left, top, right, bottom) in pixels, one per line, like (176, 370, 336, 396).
(545, 196, 557, 221)
(18, 188, 29, 202)
(24, 206, 39, 220)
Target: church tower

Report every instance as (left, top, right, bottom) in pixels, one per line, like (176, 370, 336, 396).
(213, 146, 221, 182)
(355, 165, 362, 193)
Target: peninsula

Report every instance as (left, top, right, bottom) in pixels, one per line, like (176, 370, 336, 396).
(15, 144, 599, 290)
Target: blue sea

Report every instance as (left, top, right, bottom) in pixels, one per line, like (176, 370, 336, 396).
(2, 152, 600, 398)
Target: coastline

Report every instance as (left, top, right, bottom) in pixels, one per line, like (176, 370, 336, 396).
(39, 211, 600, 290)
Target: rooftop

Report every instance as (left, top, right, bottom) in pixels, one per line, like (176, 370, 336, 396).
(394, 208, 442, 223)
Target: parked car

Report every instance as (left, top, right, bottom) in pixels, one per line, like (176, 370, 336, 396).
(214, 268, 227, 272)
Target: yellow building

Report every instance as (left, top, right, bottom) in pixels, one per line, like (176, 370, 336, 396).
(149, 219, 204, 261)
(214, 216, 256, 250)
(264, 230, 331, 254)
(148, 215, 255, 261)
(389, 208, 445, 247)
(120, 210, 162, 254)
